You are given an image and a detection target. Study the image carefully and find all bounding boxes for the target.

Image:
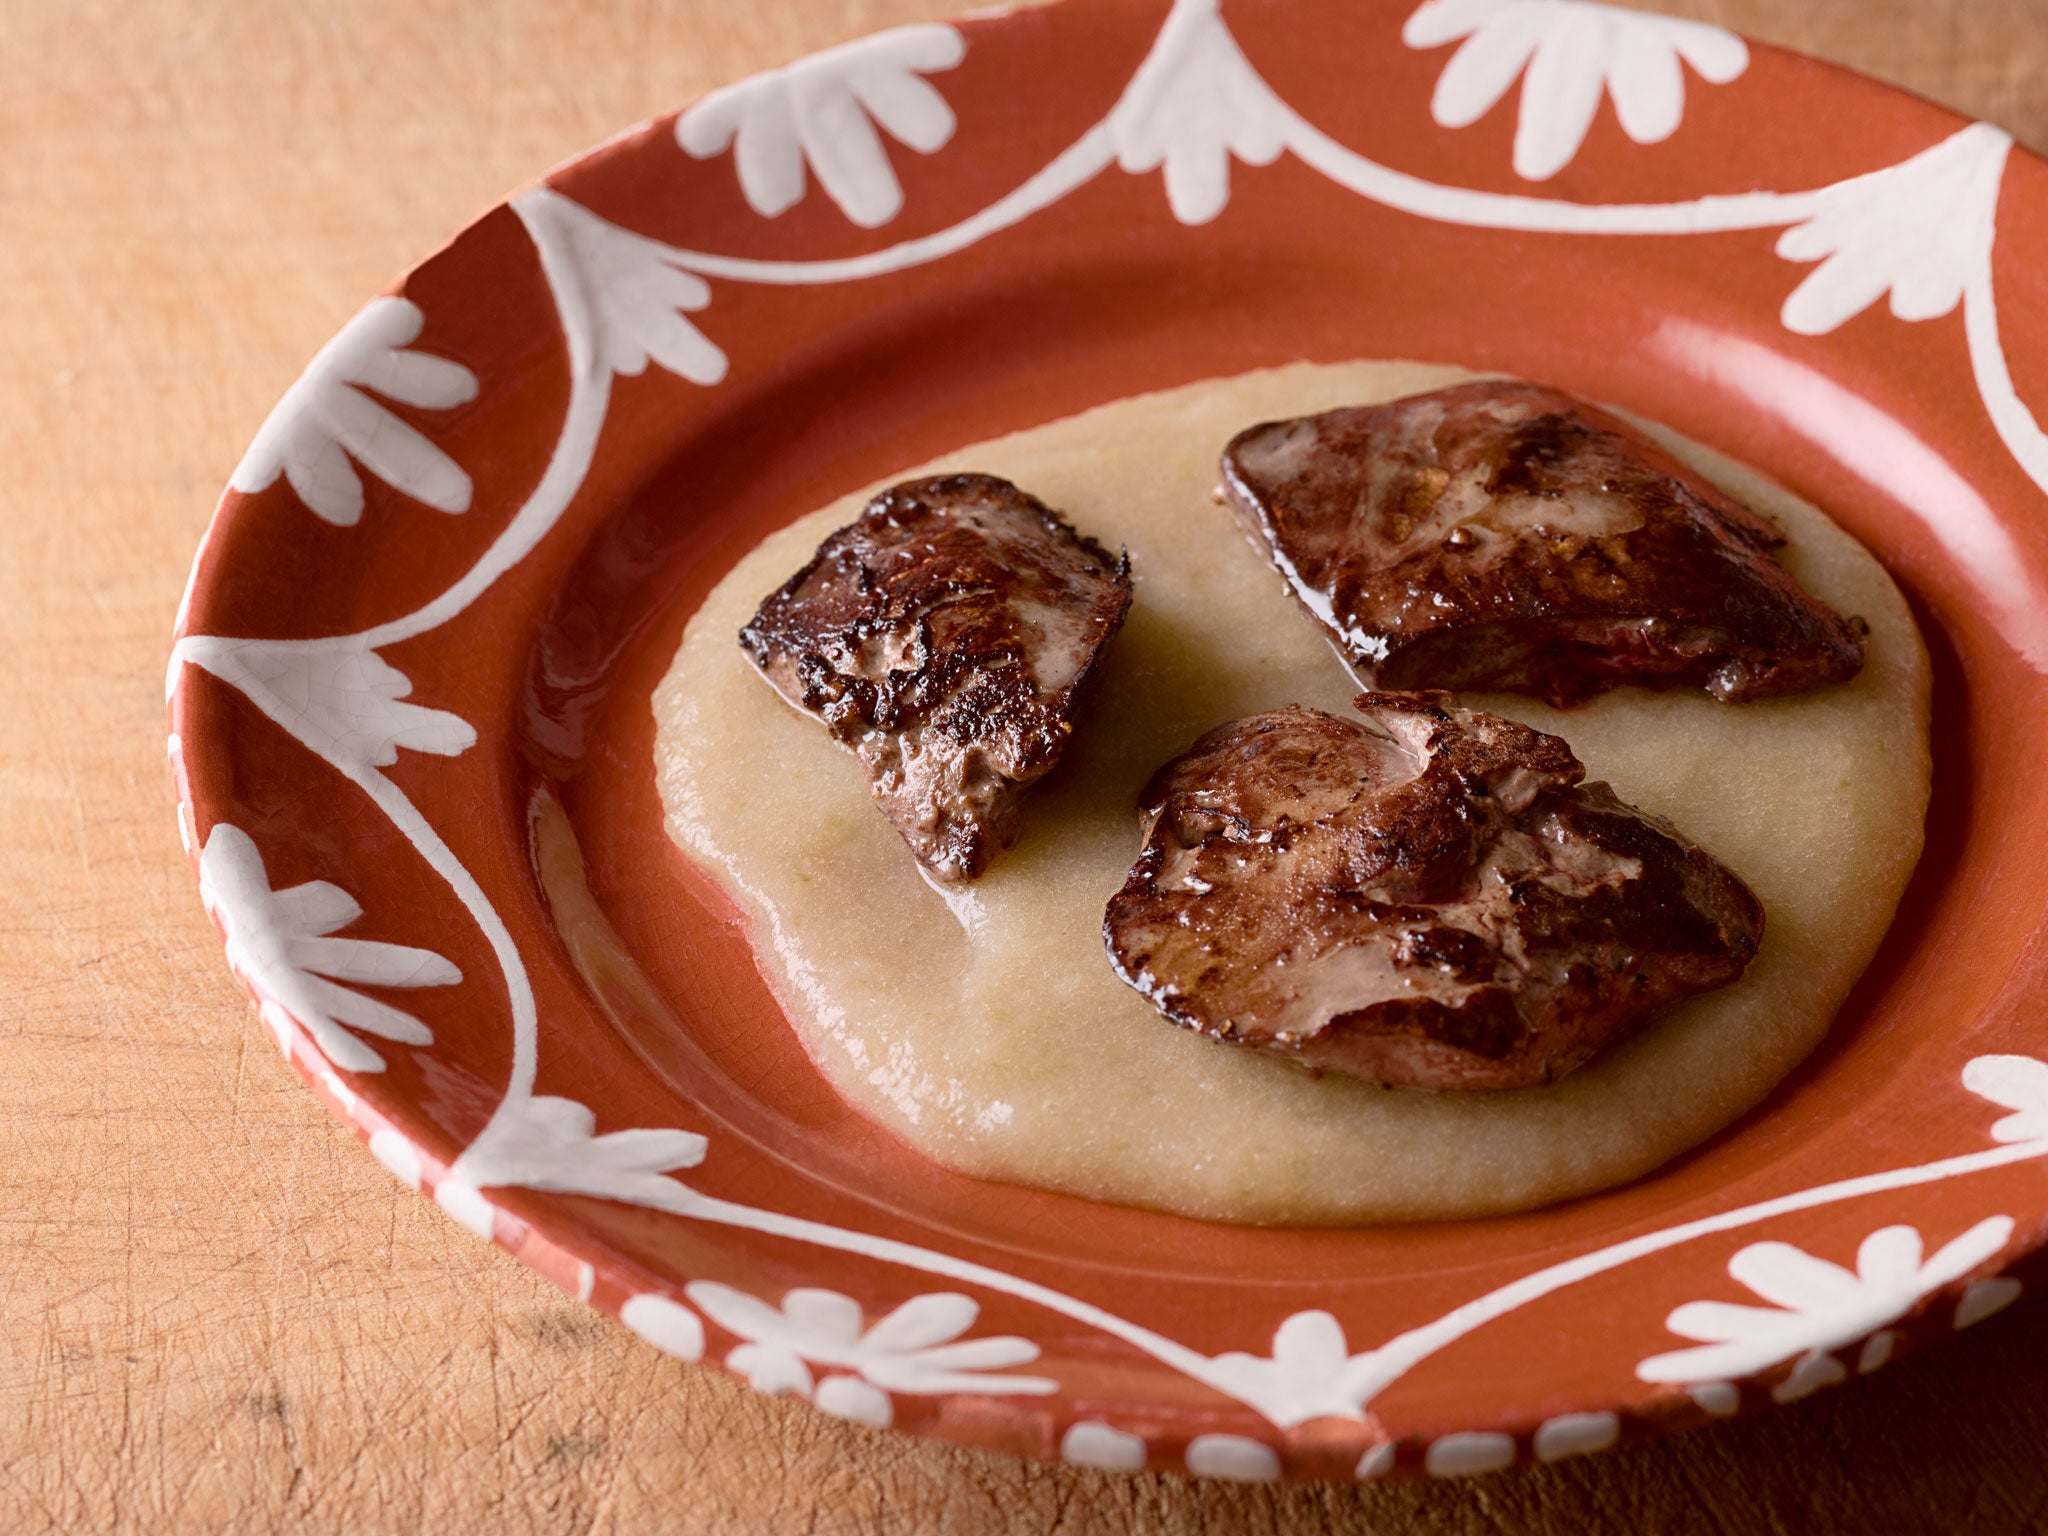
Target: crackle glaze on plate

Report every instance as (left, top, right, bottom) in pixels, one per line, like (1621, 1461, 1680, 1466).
(170, 0, 2048, 1482)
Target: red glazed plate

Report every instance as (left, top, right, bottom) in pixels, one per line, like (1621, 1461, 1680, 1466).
(170, 0, 2048, 1481)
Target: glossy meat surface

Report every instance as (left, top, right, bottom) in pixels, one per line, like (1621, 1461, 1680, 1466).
(1221, 381, 1865, 706)
(1102, 693, 1765, 1090)
(740, 474, 1131, 881)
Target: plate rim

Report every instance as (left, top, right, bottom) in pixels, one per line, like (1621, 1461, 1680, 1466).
(167, 0, 2048, 1481)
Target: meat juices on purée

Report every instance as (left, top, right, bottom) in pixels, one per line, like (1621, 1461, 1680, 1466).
(1220, 380, 1865, 707)
(1103, 693, 1765, 1092)
(1099, 379, 1868, 1091)
(740, 473, 1132, 883)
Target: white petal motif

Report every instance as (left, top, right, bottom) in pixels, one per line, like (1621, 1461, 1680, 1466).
(1686, 1382, 1740, 1417)
(1770, 1349, 1846, 1403)
(858, 1291, 981, 1355)
(859, 1334, 1045, 1395)
(620, 1294, 706, 1362)
(1404, 0, 1747, 181)
(434, 1179, 496, 1240)
(1963, 1053, 2048, 1143)
(1061, 1421, 1148, 1472)
(1857, 1329, 1896, 1374)
(690, 1282, 861, 1356)
(368, 1129, 422, 1189)
(1108, 0, 1293, 225)
(1533, 1411, 1618, 1462)
(1355, 1441, 1398, 1479)
(815, 1374, 894, 1427)
(1511, 4, 1607, 182)
(1418, 1, 1542, 126)
(175, 635, 475, 772)
(678, 24, 966, 228)
(1955, 1277, 2022, 1329)
(199, 823, 460, 1074)
(727, 1341, 814, 1399)
(1775, 123, 2012, 336)
(1605, 23, 1683, 145)
(1727, 1240, 1863, 1313)
(1402, 0, 1513, 52)
(232, 296, 478, 525)
(1184, 1434, 1282, 1482)
(1425, 1431, 1516, 1477)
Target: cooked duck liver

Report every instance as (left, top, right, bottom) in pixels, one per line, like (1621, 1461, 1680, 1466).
(1220, 381, 1865, 707)
(741, 473, 1132, 882)
(1102, 692, 1764, 1090)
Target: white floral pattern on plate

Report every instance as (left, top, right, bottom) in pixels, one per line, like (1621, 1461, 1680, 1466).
(1636, 1217, 2015, 1395)
(1426, 1431, 1517, 1477)
(1403, 0, 1747, 180)
(443, 1093, 708, 1213)
(685, 1283, 1054, 1429)
(1184, 1433, 1283, 1482)
(172, 0, 2048, 1479)
(1962, 1053, 2048, 1142)
(232, 296, 478, 526)
(1205, 1310, 1386, 1427)
(1775, 121, 2013, 336)
(173, 637, 475, 772)
(620, 1293, 707, 1361)
(1108, 0, 1291, 223)
(1061, 1420, 1149, 1471)
(524, 192, 729, 385)
(678, 23, 965, 228)
(199, 823, 461, 1073)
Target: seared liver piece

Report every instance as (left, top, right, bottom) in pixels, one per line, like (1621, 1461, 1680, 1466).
(1103, 693, 1764, 1090)
(1220, 380, 1865, 707)
(741, 473, 1132, 882)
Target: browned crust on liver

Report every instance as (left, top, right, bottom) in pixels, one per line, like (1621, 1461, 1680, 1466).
(1220, 380, 1866, 707)
(740, 473, 1132, 881)
(1103, 692, 1765, 1090)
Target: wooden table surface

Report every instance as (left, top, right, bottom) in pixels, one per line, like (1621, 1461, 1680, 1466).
(8, 0, 2047, 1530)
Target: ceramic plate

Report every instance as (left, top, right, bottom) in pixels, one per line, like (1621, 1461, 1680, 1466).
(170, 0, 2048, 1482)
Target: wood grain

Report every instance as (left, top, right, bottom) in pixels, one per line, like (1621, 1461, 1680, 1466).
(3, 0, 2042, 1530)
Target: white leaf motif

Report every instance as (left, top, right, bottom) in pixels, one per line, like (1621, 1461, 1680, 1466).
(200, 823, 460, 1073)
(1637, 1216, 2015, 1389)
(684, 1281, 1054, 1420)
(233, 296, 478, 525)
(1963, 1052, 2048, 1143)
(1108, 0, 1292, 225)
(452, 1092, 707, 1211)
(175, 635, 475, 771)
(678, 24, 965, 228)
(524, 192, 730, 385)
(1404, 0, 1747, 181)
(1775, 124, 2012, 336)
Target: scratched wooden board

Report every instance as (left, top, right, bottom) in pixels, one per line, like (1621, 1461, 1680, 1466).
(3, 0, 2043, 1531)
